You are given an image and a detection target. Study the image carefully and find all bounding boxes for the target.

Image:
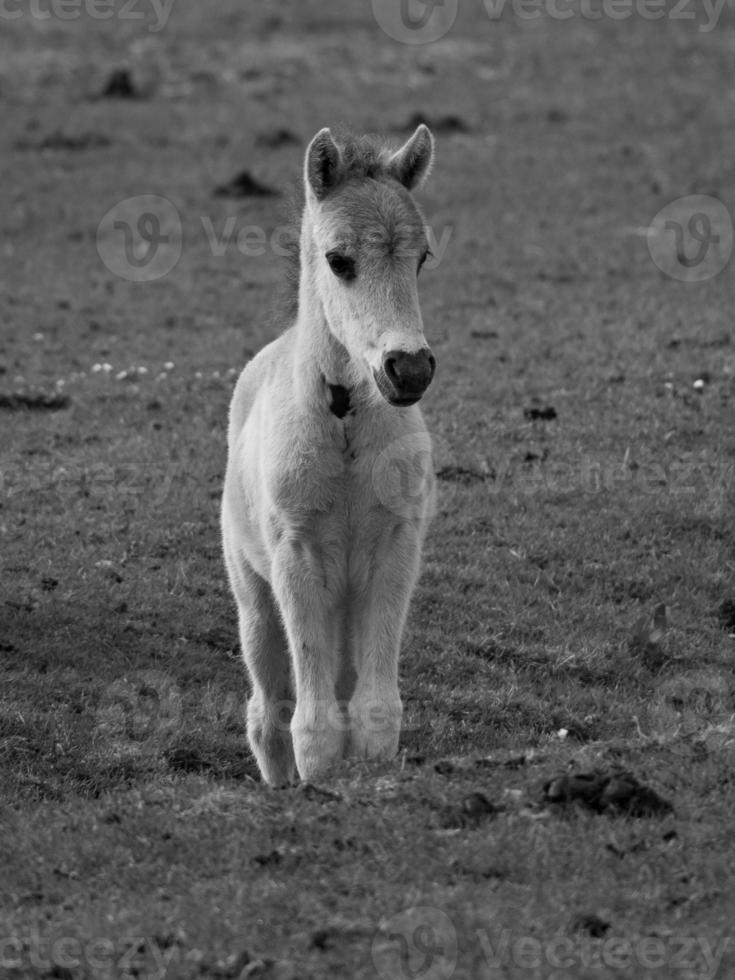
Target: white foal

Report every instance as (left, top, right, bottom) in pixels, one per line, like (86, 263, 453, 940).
(221, 124, 438, 785)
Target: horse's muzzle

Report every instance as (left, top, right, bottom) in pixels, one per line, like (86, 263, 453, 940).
(374, 348, 436, 406)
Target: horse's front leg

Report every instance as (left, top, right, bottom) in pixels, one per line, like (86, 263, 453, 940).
(348, 519, 425, 761)
(271, 536, 347, 781)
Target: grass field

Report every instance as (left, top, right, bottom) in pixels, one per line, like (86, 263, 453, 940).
(2, 1, 735, 977)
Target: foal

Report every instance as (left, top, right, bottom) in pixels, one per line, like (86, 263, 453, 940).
(221, 125, 437, 785)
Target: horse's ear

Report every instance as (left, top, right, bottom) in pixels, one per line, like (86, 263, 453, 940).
(388, 124, 434, 190)
(305, 128, 342, 201)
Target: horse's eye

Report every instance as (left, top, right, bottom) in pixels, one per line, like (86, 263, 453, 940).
(418, 249, 433, 274)
(326, 252, 356, 281)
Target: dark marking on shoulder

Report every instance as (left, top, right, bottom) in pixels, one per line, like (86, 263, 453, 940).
(328, 384, 352, 419)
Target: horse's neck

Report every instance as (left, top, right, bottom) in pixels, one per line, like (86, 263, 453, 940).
(291, 233, 357, 406)
(294, 291, 345, 381)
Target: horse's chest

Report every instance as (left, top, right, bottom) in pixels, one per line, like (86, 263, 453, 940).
(266, 434, 383, 533)
(311, 453, 402, 592)
(259, 419, 429, 597)
(321, 447, 382, 532)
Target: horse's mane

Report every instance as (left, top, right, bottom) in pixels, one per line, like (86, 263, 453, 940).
(277, 180, 304, 323)
(277, 130, 397, 323)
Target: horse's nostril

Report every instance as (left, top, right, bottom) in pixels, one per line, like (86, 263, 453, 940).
(384, 356, 400, 384)
(428, 353, 436, 379)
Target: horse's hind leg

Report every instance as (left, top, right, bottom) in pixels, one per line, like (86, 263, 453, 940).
(225, 551, 296, 787)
